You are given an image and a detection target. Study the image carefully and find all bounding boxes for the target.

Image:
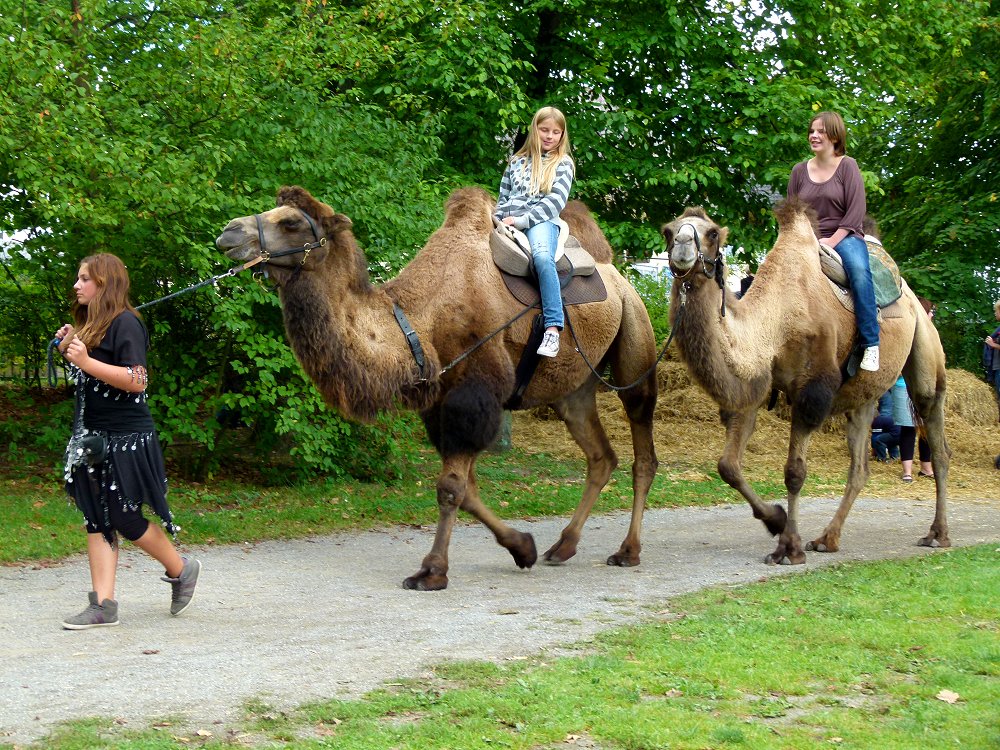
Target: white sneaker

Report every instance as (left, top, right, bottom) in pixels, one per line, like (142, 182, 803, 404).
(536, 331, 560, 358)
(860, 345, 880, 372)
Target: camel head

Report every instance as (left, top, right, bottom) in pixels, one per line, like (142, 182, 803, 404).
(660, 207, 729, 280)
(216, 186, 356, 285)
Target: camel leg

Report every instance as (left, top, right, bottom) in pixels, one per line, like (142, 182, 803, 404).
(607, 373, 659, 567)
(807, 400, 876, 553)
(763, 414, 814, 566)
(403, 453, 537, 591)
(457, 462, 538, 568)
(542, 385, 618, 564)
(907, 373, 951, 548)
(717, 408, 789, 540)
(403, 453, 469, 591)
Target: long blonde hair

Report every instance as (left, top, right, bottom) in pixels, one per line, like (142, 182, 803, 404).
(72, 253, 140, 349)
(512, 106, 574, 195)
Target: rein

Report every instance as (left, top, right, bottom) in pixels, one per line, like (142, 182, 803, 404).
(564, 303, 684, 392)
(46, 252, 269, 387)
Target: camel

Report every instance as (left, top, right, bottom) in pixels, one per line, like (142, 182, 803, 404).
(658, 197, 950, 564)
(216, 186, 659, 590)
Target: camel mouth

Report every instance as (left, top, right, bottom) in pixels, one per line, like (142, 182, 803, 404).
(216, 227, 259, 262)
(220, 242, 259, 263)
(670, 257, 696, 273)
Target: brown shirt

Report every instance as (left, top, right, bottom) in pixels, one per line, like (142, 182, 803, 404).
(787, 156, 866, 240)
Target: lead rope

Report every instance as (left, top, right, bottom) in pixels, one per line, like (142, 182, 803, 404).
(563, 302, 686, 392)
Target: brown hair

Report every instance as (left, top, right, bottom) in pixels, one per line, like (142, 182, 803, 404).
(811, 111, 847, 156)
(72, 253, 139, 348)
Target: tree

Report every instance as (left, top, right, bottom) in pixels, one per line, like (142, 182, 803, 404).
(2, 0, 995, 476)
(0, 0, 444, 477)
(862, 0, 999, 372)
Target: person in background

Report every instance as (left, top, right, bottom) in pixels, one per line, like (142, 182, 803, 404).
(891, 375, 932, 482)
(57, 253, 200, 629)
(787, 110, 880, 371)
(871, 390, 900, 461)
(984, 300, 1000, 423)
(495, 105, 575, 358)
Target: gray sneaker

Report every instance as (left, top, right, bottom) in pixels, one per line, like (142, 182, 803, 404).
(63, 591, 119, 630)
(162, 557, 201, 616)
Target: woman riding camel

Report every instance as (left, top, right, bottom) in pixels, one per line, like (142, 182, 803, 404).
(787, 110, 880, 372)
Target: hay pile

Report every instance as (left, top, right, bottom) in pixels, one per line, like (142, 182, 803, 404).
(514, 361, 1000, 500)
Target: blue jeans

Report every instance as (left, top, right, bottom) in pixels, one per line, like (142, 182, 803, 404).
(834, 235, 879, 348)
(526, 220, 564, 330)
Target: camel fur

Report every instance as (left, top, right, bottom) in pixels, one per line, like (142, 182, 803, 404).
(217, 186, 659, 590)
(658, 198, 950, 564)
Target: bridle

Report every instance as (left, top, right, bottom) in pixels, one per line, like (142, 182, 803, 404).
(253, 209, 327, 268)
(669, 221, 728, 317)
(251, 207, 431, 380)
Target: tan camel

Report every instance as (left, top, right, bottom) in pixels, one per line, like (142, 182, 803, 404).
(216, 186, 659, 590)
(659, 197, 950, 564)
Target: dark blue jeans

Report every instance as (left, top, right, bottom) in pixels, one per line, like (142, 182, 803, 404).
(834, 235, 879, 348)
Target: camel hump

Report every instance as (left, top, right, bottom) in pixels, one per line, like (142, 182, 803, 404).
(774, 196, 819, 235)
(443, 187, 495, 231)
(561, 200, 613, 264)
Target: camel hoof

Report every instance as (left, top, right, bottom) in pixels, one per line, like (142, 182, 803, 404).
(510, 532, 538, 569)
(606, 553, 640, 567)
(402, 574, 448, 591)
(805, 540, 835, 553)
(542, 537, 576, 566)
(765, 552, 805, 565)
(918, 536, 950, 549)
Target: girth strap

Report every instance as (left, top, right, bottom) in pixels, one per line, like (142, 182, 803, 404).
(392, 303, 428, 379)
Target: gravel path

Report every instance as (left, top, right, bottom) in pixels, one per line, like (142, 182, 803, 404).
(2, 496, 997, 746)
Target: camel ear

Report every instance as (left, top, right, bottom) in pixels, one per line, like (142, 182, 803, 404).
(718, 226, 729, 248)
(661, 223, 675, 246)
(323, 213, 353, 235)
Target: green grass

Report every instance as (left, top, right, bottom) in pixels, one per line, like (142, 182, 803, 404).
(7, 545, 997, 749)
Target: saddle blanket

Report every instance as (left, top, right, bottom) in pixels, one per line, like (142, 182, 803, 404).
(501, 267, 608, 308)
(821, 237, 903, 317)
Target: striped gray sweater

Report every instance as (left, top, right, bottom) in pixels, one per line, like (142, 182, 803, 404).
(495, 154, 574, 230)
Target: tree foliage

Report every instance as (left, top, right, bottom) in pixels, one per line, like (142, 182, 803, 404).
(1, 0, 997, 476)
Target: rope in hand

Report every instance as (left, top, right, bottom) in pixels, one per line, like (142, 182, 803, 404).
(46, 256, 266, 387)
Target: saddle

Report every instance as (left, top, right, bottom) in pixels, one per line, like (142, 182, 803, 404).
(491, 218, 607, 307)
(819, 236, 904, 319)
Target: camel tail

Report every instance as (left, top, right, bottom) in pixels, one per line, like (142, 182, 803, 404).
(773, 196, 819, 236)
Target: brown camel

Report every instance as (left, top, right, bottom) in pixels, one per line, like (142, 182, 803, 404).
(659, 197, 950, 564)
(216, 186, 659, 590)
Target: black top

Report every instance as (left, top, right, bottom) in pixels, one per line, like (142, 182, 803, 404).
(79, 311, 155, 433)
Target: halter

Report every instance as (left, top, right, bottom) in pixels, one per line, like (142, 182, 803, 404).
(252, 208, 430, 380)
(254, 209, 327, 267)
(670, 221, 728, 318)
